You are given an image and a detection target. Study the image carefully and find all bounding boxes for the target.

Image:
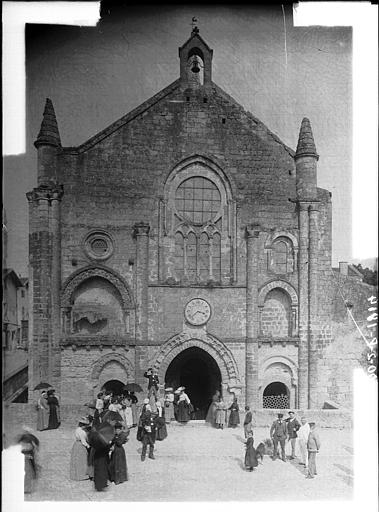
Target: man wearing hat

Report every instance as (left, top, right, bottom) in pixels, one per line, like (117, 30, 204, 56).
(285, 410, 301, 459)
(144, 368, 160, 398)
(270, 413, 288, 461)
(139, 409, 157, 461)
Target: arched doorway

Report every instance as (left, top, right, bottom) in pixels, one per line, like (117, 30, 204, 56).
(165, 347, 221, 419)
(102, 379, 125, 396)
(263, 381, 290, 409)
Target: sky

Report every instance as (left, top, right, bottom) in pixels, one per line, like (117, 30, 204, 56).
(2, 2, 376, 276)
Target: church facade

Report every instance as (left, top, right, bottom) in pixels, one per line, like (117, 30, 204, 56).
(27, 29, 368, 416)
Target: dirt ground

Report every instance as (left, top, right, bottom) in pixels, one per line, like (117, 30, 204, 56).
(13, 421, 354, 502)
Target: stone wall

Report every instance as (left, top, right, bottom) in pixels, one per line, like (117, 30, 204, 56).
(319, 274, 376, 408)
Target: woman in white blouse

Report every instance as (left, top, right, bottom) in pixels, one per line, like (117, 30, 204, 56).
(176, 388, 191, 423)
(69, 418, 90, 480)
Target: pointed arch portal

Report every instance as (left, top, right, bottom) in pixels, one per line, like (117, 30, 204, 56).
(165, 347, 222, 419)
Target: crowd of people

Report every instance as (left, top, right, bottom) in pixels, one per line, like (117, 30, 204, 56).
(26, 375, 321, 495)
(68, 367, 197, 491)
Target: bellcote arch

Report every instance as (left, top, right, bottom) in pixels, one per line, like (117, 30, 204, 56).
(158, 156, 237, 285)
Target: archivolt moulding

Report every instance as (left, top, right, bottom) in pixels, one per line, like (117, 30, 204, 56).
(61, 265, 134, 311)
(151, 331, 241, 388)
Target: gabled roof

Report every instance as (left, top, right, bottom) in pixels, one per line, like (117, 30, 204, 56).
(63, 79, 181, 154)
(3, 268, 23, 288)
(179, 29, 213, 54)
(62, 79, 295, 158)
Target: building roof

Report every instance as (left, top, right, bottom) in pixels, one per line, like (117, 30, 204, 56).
(3, 268, 23, 288)
(63, 78, 294, 157)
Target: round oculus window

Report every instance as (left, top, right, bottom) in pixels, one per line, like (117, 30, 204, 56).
(84, 231, 113, 261)
(175, 177, 221, 224)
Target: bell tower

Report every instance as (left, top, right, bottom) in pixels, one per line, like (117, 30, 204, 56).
(179, 25, 213, 88)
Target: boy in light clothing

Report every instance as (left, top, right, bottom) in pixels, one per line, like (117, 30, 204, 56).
(306, 422, 321, 478)
(297, 417, 310, 468)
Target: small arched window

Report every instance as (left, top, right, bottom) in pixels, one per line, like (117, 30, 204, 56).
(212, 233, 221, 281)
(270, 237, 294, 274)
(174, 232, 184, 279)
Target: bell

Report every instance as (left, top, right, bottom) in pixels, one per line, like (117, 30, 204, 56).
(191, 57, 200, 73)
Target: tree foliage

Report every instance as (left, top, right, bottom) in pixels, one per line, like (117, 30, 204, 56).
(353, 264, 378, 286)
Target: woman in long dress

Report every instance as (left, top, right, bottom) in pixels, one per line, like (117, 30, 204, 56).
(88, 425, 113, 491)
(215, 398, 227, 429)
(123, 397, 134, 429)
(17, 432, 40, 494)
(70, 419, 90, 480)
(47, 390, 60, 429)
(244, 433, 258, 471)
(176, 388, 191, 423)
(164, 388, 175, 424)
(130, 391, 138, 426)
(228, 397, 240, 428)
(37, 391, 49, 431)
(205, 391, 220, 427)
(155, 401, 168, 440)
(109, 423, 128, 485)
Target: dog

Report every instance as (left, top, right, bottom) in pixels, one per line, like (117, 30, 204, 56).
(255, 442, 266, 463)
(255, 438, 273, 464)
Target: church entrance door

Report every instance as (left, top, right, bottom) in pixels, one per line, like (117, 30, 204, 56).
(102, 379, 125, 396)
(164, 347, 221, 420)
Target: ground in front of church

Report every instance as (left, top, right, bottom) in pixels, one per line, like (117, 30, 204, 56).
(15, 420, 354, 502)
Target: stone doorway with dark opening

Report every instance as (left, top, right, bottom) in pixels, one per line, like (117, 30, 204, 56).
(102, 379, 125, 397)
(165, 347, 222, 420)
(263, 381, 290, 409)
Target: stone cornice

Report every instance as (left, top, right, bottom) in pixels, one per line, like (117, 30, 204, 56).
(60, 335, 132, 349)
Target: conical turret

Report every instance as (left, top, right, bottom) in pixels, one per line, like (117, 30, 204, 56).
(295, 118, 318, 160)
(295, 118, 318, 200)
(34, 98, 61, 148)
(34, 99, 61, 185)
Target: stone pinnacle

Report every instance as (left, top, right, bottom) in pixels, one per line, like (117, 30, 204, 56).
(295, 117, 318, 160)
(34, 98, 61, 148)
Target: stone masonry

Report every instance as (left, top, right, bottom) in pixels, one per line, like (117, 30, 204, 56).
(26, 27, 375, 412)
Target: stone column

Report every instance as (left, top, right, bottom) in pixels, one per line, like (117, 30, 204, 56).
(26, 187, 52, 387)
(298, 202, 309, 409)
(133, 222, 150, 385)
(308, 204, 319, 408)
(245, 225, 260, 408)
(50, 185, 64, 389)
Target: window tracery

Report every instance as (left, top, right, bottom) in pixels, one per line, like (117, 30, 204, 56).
(160, 158, 235, 285)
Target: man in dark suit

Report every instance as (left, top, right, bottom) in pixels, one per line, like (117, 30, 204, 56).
(286, 410, 301, 459)
(270, 413, 288, 461)
(144, 368, 159, 398)
(139, 409, 157, 461)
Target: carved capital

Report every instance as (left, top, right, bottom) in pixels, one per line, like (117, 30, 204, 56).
(133, 222, 150, 237)
(298, 201, 310, 212)
(245, 224, 261, 239)
(309, 203, 320, 214)
(26, 183, 64, 203)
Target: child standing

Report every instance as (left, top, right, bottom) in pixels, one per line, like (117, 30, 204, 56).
(244, 432, 258, 471)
